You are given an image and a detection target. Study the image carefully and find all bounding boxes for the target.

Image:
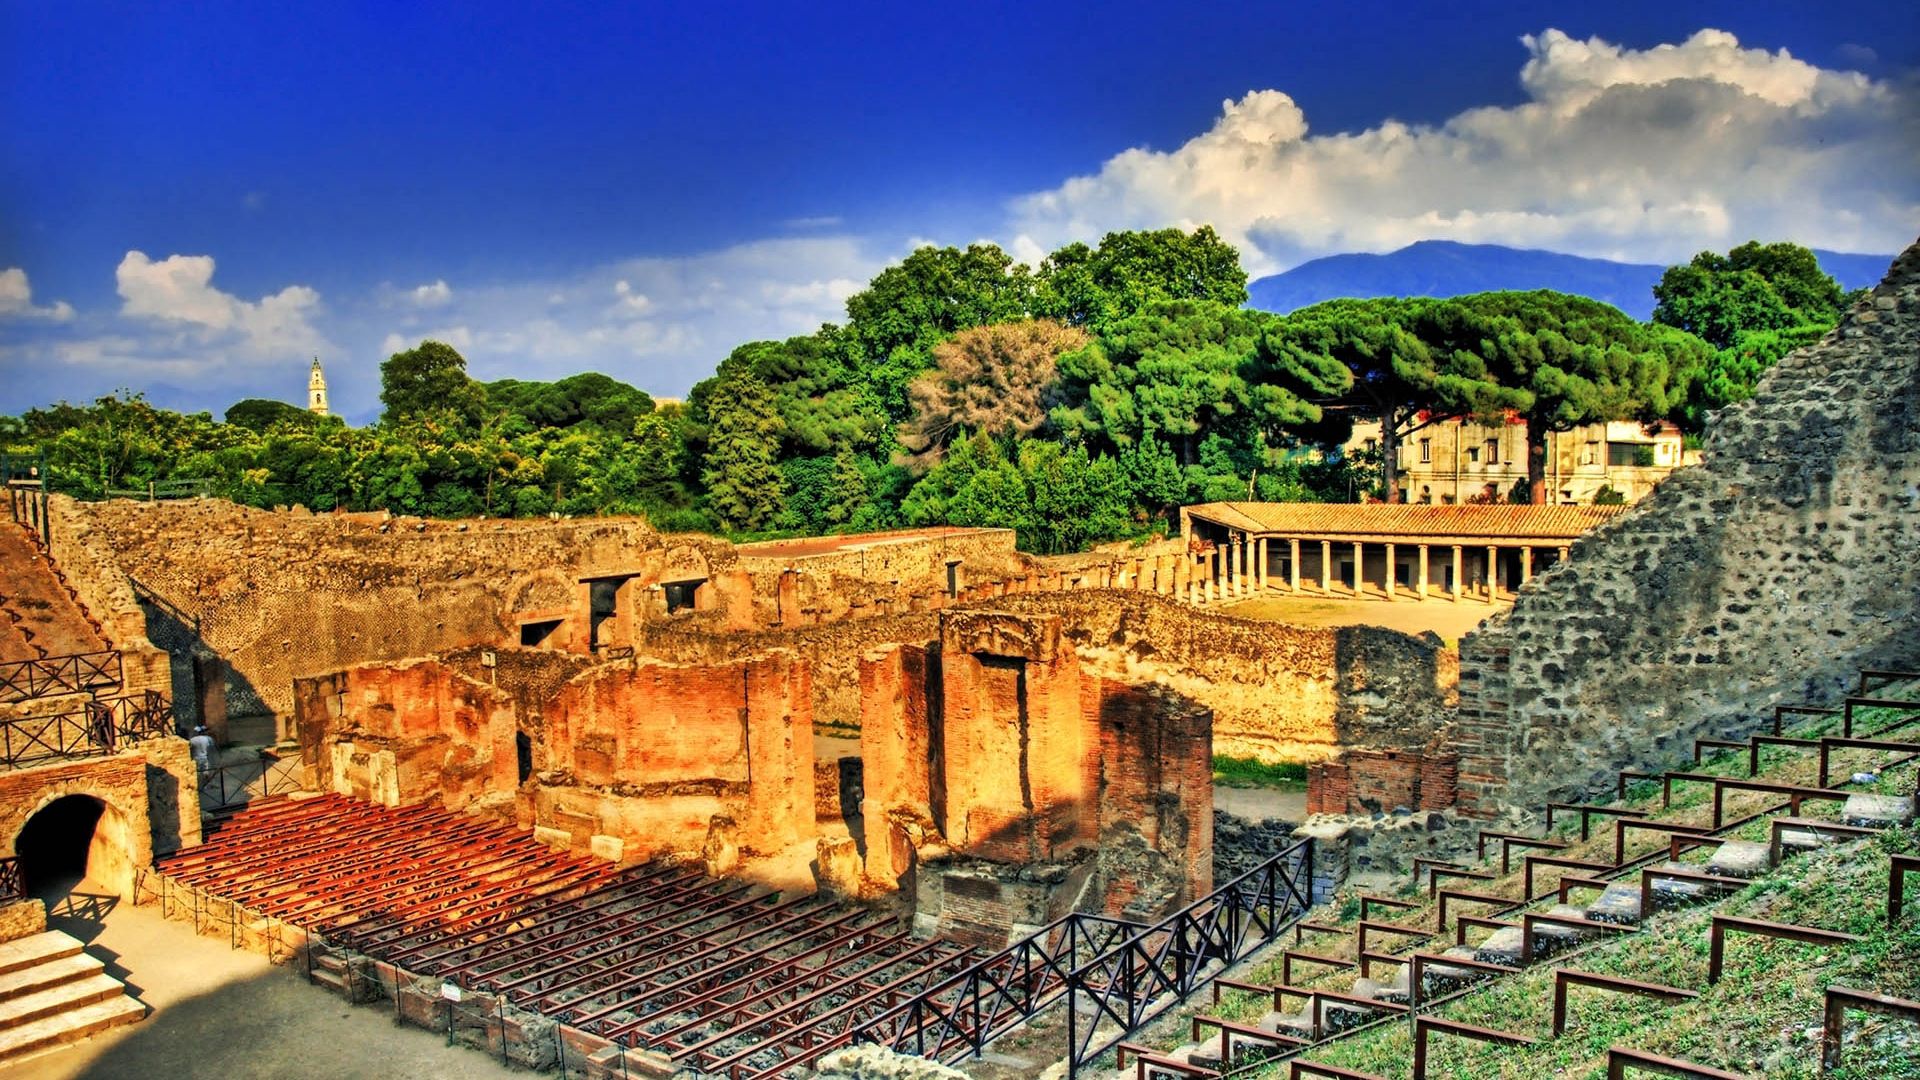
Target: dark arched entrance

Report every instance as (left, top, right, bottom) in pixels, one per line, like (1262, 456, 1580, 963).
(14, 794, 132, 900)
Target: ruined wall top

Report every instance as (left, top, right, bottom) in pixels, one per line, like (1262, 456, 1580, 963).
(1455, 238, 1920, 814)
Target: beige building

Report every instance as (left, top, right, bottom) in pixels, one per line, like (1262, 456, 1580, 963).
(1347, 417, 1696, 505)
(1181, 502, 1628, 604)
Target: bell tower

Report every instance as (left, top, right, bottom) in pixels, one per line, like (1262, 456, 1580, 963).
(308, 357, 329, 416)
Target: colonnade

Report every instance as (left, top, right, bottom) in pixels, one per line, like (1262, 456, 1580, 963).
(1181, 530, 1571, 605)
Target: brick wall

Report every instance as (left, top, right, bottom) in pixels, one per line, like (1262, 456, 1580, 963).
(1454, 242, 1920, 816)
(1307, 748, 1459, 816)
(0, 754, 152, 900)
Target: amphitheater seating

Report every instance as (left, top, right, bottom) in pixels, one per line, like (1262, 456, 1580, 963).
(1099, 669, 1920, 1079)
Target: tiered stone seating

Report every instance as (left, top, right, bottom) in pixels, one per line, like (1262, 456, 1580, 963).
(1097, 670, 1920, 1080)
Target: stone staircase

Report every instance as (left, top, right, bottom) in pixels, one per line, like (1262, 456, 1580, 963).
(0, 930, 144, 1063)
(0, 522, 109, 665)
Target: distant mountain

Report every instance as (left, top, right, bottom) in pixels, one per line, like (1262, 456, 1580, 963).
(1247, 240, 1896, 321)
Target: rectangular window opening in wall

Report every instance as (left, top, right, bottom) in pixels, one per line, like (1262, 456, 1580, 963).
(1467, 446, 1480, 464)
(519, 619, 562, 648)
(1484, 439, 1499, 465)
(946, 559, 961, 598)
(1607, 441, 1656, 467)
(663, 579, 704, 614)
(1419, 438, 1431, 463)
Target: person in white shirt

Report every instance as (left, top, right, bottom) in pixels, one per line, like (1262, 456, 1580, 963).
(188, 726, 215, 772)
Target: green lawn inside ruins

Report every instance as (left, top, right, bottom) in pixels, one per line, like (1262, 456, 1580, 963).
(1099, 682, 1920, 1080)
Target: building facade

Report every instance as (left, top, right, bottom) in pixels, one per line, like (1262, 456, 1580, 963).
(1346, 416, 1696, 506)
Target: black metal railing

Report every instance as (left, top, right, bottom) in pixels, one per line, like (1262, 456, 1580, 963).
(0, 649, 122, 703)
(0, 856, 20, 901)
(200, 752, 307, 815)
(0, 690, 173, 768)
(855, 838, 1315, 1076)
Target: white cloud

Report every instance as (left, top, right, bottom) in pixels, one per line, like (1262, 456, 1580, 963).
(370, 236, 881, 393)
(1010, 27, 1919, 273)
(0, 268, 74, 322)
(116, 250, 327, 357)
(410, 279, 453, 307)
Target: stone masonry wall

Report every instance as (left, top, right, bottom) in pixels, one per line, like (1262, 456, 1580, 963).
(1454, 241, 1920, 815)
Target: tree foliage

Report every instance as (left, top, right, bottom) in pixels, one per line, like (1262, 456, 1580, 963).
(902, 319, 1088, 461)
(380, 340, 488, 427)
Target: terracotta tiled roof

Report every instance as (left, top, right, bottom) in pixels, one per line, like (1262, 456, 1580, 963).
(1185, 501, 1628, 542)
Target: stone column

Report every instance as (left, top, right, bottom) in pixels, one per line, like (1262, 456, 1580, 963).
(1320, 541, 1332, 593)
(1384, 542, 1397, 601)
(1417, 544, 1429, 600)
(1209, 549, 1221, 603)
(1485, 544, 1498, 603)
(1521, 546, 1533, 585)
(1451, 545, 1463, 603)
(1559, 545, 1571, 562)
(1255, 537, 1267, 591)
(1289, 539, 1302, 593)
(1241, 534, 1253, 596)
(1351, 541, 1364, 596)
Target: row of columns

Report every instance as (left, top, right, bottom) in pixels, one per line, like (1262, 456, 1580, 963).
(1186, 531, 1571, 605)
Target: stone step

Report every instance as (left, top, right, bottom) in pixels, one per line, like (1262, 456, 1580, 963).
(313, 953, 348, 975)
(1645, 864, 1718, 914)
(1706, 841, 1771, 879)
(1420, 946, 1497, 997)
(1776, 821, 1870, 858)
(0, 933, 85, 980)
(309, 967, 348, 997)
(0, 994, 144, 1063)
(0, 974, 125, 1031)
(1844, 794, 1916, 828)
(0, 952, 104, 1003)
(1472, 927, 1526, 967)
(1584, 881, 1643, 925)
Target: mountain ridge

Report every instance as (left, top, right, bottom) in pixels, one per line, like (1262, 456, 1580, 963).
(1246, 240, 1895, 321)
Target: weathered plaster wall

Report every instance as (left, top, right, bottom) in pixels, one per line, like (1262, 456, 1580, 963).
(295, 659, 518, 810)
(1454, 242, 1920, 815)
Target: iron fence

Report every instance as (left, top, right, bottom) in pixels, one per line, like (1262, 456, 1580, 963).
(0, 690, 172, 767)
(0, 649, 122, 703)
(200, 752, 307, 815)
(0, 856, 19, 901)
(855, 838, 1315, 1077)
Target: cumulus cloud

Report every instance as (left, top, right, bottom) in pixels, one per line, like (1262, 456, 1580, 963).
(116, 251, 327, 357)
(369, 236, 879, 393)
(1010, 28, 1920, 272)
(410, 279, 453, 307)
(0, 268, 74, 322)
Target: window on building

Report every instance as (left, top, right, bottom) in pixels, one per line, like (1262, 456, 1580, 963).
(662, 579, 703, 614)
(1584, 441, 1599, 465)
(1484, 439, 1499, 465)
(1607, 441, 1656, 468)
(1419, 438, 1431, 463)
(519, 619, 561, 647)
(1466, 446, 1480, 464)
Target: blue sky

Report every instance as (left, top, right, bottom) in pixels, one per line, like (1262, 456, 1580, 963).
(3, 2, 1917, 421)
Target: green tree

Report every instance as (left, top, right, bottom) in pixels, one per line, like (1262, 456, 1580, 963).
(843, 244, 1035, 421)
(1443, 292, 1708, 502)
(380, 340, 488, 427)
(1050, 300, 1349, 464)
(224, 398, 319, 433)
(483, 372, 653, 432)
(1034, 226, 1248, 333)
(700, 369, 786, 531)
(1652, 242, 1848, 427)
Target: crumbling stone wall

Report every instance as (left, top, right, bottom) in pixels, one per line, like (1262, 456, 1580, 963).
(992, 590, 1456, 761)
(0, 754, 154, 899)
(1307, 748, 1459, 816)
(293, 648, 818, 885)
(1455, 242, 1920, 815)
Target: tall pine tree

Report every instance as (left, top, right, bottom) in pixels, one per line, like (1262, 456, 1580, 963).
(701, 370, 786, 531)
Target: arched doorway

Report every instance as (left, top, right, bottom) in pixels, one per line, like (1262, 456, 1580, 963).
(13, 794, 136, 902)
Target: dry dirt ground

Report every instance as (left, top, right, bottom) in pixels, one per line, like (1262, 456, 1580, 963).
(0, 877, 520, 1080)
(1217, 590, 1505, 645)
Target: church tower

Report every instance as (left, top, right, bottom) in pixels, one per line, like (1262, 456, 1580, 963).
(307, 357, 330, 416)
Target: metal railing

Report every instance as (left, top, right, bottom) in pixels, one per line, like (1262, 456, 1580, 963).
(200, 752, 307, 815)
(0, 856, 20, 901)
(0, 690, 172, 768)
(855, 838, 1315, 1077)
(0, 649, 123, 703)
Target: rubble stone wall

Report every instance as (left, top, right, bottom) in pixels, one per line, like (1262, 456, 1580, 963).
(1455, 241, 1920, 815)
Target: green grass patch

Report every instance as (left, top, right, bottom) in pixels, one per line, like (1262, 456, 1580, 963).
(1214, 755, 1308, 789)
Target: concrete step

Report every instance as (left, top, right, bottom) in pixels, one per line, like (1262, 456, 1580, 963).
(0, 933, 84, 980)
(313, 952, 348, 975)
(1844, 794, 1916, 828)
(309, 967, 348, 997)
(1420, 946, 1498, 997)
(0, 974, 125, 1031)
(0, 994, 144, 1063)
(1584, 881, 1643, 925)
(1706, 841, 1771, 879)
(0, 952, 104, 1003)
(1472, 926, 1526, 967)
